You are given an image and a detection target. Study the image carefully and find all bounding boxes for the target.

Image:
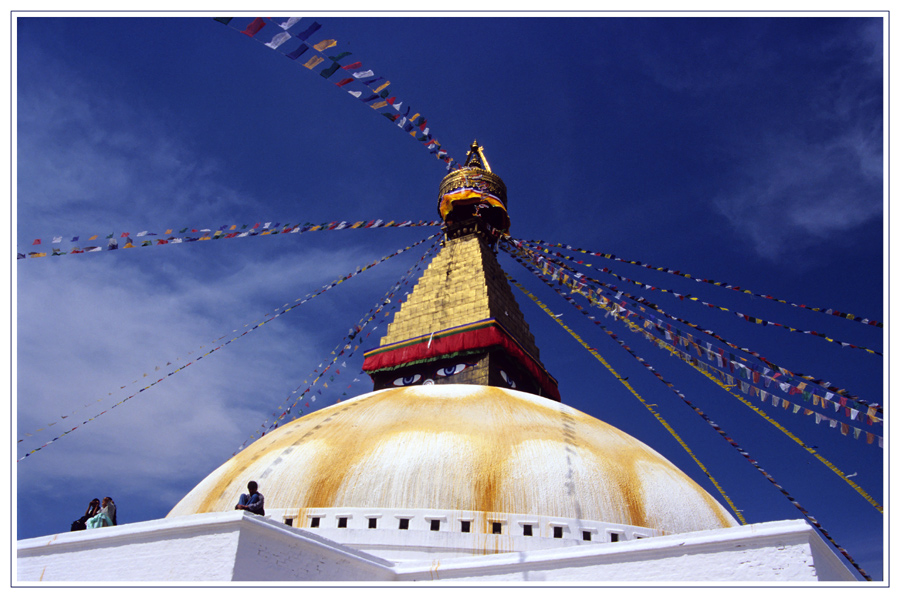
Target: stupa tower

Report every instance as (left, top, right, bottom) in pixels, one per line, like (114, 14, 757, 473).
(22, 141, 854, 583)
(362, 141, 559, 400)
(164, 141, 739, 542)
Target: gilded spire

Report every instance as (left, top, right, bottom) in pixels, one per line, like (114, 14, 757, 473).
(361, 142, 559, 400)
(463, 140, 492, 172)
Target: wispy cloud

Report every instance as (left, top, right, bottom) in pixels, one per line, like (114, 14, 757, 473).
(14, 45, 432, 518)
(16, 49, 256, 238)
(713, 129, 882, 260)
(711, 20, 883, 260)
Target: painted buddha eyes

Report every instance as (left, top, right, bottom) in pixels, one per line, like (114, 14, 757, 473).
(436, 363, 470, 377)
(500, 370, 517, 389)
(392, 374, 422, 387)
(392, 363, 473, 386)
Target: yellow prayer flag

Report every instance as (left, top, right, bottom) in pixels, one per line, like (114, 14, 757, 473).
(374, 81, 390, 93)
(303, 55, 325, 69)
(313, 39, 337, 51)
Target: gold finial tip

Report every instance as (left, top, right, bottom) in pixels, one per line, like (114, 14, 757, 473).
(464, 140, 491, 172)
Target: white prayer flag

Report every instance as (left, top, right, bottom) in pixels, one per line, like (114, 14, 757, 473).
(279, 17, 301, 29)
(266, 32, 292, 49)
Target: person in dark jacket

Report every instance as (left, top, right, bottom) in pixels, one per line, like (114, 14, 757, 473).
(234, 481, 265, 515)
(71, 498, 100, 531)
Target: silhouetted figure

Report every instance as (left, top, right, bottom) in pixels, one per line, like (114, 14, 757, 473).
(71, 498, 100, 531)
(235, 481, 265, 516)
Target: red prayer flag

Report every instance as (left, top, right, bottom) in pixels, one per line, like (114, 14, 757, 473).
(342, 61, 363, 70)
(335, 78, 354, 87)
(242, 17, 267, 37)
(32, 239, 40, 245)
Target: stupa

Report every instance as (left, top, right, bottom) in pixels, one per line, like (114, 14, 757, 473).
(16, 143, 859, 582)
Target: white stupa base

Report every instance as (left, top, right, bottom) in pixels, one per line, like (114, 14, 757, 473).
(16, 511, 859, 583)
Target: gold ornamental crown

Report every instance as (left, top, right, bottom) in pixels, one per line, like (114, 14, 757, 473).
(437, 140, 508, 208)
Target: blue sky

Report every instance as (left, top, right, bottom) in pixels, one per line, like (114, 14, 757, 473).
(13, 13, 885, 581)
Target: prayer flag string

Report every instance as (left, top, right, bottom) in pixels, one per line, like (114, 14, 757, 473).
(18, 218, 441, 260)
(213, 17, 460, 171)
(504, 253, 873, 581)
(505, 238, 875, 409)
(502, 270, 747, 526)
(17, 233, 441, 459)
(502, 245, 883, 510)
(235, 235, 442, 451)
(509, 238, 881, 420)
(527, 240, 882, 329)
(529, 241, 881, 417)
(519, 240, 882, 356)
(505, 244, 883, 443)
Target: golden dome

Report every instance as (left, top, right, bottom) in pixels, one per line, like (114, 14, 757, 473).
(168, 385, 737, 534)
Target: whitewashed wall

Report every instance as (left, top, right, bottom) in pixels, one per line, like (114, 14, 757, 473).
(17, 513, 857, 583)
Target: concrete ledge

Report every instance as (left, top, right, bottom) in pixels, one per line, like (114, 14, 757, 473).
(17, 515, 859, 583)
(18, 511, 394, 582)
(391, 519, 859, 582)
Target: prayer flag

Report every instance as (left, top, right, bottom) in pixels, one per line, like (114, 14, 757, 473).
(213, 17, 233, 25)
(319, 61, 342, 78)
(32, 239, 40, 245)
(374, 81, 391, 93)
(294, 21, 321, 41)
(265, 31, 292, 49)
(278, 17, 301, 30)
(303, 55, 325, 69)
(313, 39, 337, 51)
(329, 51, 352, 61)
(242, 17, 267, 37)
(285, 43, 309, 60)
(342, 61, 363, 70)
(335, 78, 354, 87)
(353, 70, 375, 79)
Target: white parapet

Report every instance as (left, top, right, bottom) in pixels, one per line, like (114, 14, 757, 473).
(16, 512, 859, 583)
